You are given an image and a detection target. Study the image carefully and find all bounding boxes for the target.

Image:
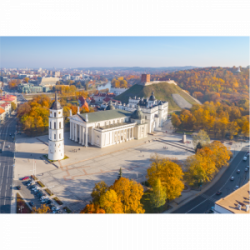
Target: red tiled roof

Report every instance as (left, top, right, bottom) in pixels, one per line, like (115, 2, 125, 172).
(0, 107, 5, 114)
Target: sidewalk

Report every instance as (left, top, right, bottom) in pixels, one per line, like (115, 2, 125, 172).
(164, 141, 249, 213)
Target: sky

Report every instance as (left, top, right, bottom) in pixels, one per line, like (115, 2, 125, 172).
(0, 37, 249, 68)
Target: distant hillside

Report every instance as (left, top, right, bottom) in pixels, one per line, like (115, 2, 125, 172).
(114, 82, 200, 111)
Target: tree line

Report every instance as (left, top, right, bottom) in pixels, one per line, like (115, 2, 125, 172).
(171, 101, 249, 139)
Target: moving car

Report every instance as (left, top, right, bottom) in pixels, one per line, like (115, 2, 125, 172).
(245, 168, 248, 172)
(234, 186, 239, 191)
(209, 206, 214, 213)
(230, 176, 234, 181)
(216, 191, 222, 195)
(236, 169, 240, 174)
(243, 156, 247, 161)
(9, 133, 11, 136)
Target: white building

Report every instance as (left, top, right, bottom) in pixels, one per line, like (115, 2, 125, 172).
(110, 87, 128, 96)
(48, 92, 64, 160)
(237, 67, 241, 73)
(39, 77, 59, 86)
(214, 181, 250, 214)
(69, 104, 148, 148)
(69, 91, 168, 148)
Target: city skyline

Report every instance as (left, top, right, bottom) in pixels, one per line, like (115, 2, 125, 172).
(0, 37, 249, 68)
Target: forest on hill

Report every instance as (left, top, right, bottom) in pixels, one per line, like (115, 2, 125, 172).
(158, 67, 249, 106)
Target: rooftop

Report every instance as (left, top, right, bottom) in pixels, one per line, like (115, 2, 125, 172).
(215, 181, 250, 214)
(79, 110, 132, 123)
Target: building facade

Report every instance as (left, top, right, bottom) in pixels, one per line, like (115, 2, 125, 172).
(69, 92, 168, 148)
(48, 92, 64, 160)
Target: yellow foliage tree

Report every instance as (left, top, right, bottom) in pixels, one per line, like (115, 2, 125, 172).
(110, 177, 145, 213)
(147, 155, 184, 201)
(32, 204, 50, 214)
(99, 190, 123, 213)
(91, 181, 109, 205)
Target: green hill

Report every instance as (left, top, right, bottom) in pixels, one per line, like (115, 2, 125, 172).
(114, 82, 199, 111)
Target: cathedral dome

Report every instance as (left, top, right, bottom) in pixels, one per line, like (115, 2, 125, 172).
(106, 101, 115, 110)
(149, 91, 156, 101)
(131, 105, 144, 120)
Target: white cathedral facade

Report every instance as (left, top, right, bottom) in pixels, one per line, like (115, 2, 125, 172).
(69, 91, 168, 148)
(48, 92, 64, 160)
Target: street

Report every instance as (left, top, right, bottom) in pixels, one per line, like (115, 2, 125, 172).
(173, 145, 250, 213)
(0, 116, 16, 213)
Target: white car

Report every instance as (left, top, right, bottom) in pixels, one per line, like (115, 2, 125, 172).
(243, 156, 247, 161)
(230, 176, 234, 181)
(234, 185, 239, 191)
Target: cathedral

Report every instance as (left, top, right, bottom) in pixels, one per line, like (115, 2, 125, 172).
(69, 91, 168, 148)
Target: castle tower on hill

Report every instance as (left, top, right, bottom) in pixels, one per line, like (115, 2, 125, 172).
(141, 74, 150, 83)
(48, 92, 64, 161)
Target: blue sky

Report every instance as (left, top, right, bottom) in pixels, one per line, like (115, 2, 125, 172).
(0, 37, 248, 68)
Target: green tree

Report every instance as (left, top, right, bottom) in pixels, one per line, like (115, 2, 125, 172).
(117, 168, 122, 179)
(150, 178, 167, 208)
(91, 181, 109, 205)
(192, 129, 210, 148)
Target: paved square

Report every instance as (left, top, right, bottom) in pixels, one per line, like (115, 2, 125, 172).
(15, 130, 199, 212)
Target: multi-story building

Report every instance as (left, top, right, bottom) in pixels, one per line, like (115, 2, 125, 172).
(214, 181, 250, 214)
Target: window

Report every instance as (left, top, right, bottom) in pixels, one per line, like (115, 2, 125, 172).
(54, 112, 56, 117)
(59, 134, 61, 139)
(50, 122, 51, 128)
(59, 122, 61, 129)
(54, 122, 56, 129)
(54, 134, 56, 139)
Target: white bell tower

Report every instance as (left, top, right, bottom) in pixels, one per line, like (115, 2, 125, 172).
(48, 92, 64, 161)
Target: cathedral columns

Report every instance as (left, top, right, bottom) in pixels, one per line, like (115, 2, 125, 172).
(74, 124, 77, 142)
(79, 125, 82, 144)
(85, 127, 88, 147)
(70, 122, 72, 139)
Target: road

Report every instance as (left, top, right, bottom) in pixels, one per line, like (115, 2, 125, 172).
(0, 116, 16, 213)
(173, 145, 249, 213)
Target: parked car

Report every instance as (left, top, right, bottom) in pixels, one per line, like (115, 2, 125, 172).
(230, 176, 234, 181)
(29, 202, 34, 207)
(243, 156, 247, 161)
(16, 185, 21, 190)
(209, 206, 214, 213)
(245, 168, 248, 172)
(46, 200, 52, 205)
(236, 169, 240, 174)
(21, 176, 30, 181)
(216, 191, 222, 195)
(9, 133, 11, 136)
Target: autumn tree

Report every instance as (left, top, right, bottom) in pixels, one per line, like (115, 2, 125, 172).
(150, 178, 167, 208)
(110, 177, 145, 213)
(147, 154, 184, 201)
(91, 181, 109, 205)
(24, 77, 29, 83)
(11, 102, 17, 111)
(192, 130, 210, 148)
(32, 204, 50, 213)
(80, 203, 105, 214)
(206, 141, 232, 169)
(171, 113, 181, 129)
(99, 190, 123, 213)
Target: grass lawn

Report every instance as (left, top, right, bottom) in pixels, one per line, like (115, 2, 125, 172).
(43, 154, 69, 162)
(141, 191, 171, 213)
(16, 193, 32, 213)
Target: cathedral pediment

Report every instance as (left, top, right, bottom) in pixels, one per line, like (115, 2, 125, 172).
(70, 115, 84, 123)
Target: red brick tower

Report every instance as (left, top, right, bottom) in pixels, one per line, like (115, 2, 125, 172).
(141, 74, 150, 83)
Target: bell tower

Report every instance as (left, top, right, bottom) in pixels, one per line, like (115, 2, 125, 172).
(48, 92, 64, 161)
